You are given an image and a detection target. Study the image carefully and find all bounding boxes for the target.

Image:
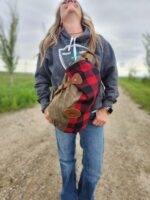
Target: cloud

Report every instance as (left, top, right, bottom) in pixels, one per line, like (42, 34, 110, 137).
(0, 0, 150, 64)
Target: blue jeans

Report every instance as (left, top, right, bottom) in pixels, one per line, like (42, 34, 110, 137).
(55, 112, 104, 200)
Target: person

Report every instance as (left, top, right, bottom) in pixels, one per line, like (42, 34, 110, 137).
(34, 0, 119, 199)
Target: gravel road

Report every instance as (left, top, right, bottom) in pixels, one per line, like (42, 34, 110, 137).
(0, 86, 150, 200)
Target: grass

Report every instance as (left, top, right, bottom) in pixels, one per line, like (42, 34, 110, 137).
(0, 72, 150, 114)
(0, 72, 37, 113)
(119, 77, 150, 113)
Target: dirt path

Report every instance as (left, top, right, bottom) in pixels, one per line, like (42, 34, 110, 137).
(0, 86, 150, 200)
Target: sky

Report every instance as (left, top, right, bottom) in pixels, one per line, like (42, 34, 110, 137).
(0, 0, 150, 67)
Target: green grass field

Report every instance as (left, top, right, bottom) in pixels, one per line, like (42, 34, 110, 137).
(0, 72, 37, 113)
(119, 77, 150, 113)
(0, 72, 150, 114)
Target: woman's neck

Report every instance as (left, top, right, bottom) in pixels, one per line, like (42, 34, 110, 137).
(62, 18, 83, 37)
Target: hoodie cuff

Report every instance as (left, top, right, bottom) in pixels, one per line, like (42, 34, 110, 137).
(40, 98, 50, 113)
(102, 99, 116, 108)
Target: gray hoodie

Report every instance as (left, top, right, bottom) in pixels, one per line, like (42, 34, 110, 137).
(34, 25, 119, 113)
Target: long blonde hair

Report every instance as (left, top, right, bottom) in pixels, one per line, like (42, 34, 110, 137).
(38, 1, 103, 66)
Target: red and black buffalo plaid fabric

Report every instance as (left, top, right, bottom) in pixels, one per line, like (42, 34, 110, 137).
(64, 59, 101, 133)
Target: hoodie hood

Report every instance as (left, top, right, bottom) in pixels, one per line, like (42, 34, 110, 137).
(60, 25, 91, 42)
(58, 25, 91, 69)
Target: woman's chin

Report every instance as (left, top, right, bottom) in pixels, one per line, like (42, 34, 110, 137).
(65, 7, 79, 15)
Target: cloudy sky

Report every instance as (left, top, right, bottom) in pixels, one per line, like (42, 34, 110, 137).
(0, 0, 150, 66)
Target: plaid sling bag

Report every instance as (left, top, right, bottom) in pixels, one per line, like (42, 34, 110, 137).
(48, 50, 101, 133)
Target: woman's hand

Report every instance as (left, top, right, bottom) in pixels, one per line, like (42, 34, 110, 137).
(92, 108, 110, 126)
(44, 106, 52, 123)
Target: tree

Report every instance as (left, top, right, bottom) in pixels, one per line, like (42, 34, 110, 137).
(0, 1, 19, 86)
(142, 32, 150, 79)
(128, 61, 137, 79)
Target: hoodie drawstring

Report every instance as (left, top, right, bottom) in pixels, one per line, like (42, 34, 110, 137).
(68, 37, 77, 61)
(73, 37, 77, 60)
(68, 37, 74, 51)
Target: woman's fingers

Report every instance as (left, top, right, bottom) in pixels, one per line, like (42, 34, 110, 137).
(44, 106, 52, 123)
(92, 118, 106, 126)
(92, 117, 106, 126)
(46, 115, 52, 123)
(92, 109, 109, 126)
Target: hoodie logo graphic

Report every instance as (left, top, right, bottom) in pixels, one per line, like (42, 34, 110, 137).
(59, 44, 88, 69)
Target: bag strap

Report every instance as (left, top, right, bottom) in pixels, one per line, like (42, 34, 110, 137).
(54, 72, 83, 95)
(80, 50, 99, 67)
